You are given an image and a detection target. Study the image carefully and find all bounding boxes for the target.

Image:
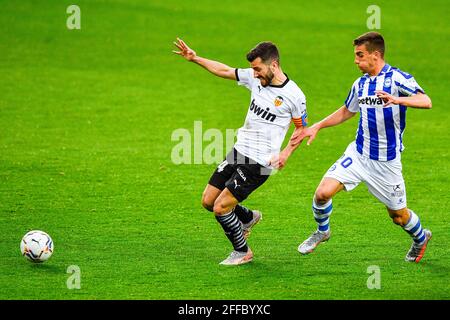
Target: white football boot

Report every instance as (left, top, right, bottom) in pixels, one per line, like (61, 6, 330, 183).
(298, 230, 331, 255)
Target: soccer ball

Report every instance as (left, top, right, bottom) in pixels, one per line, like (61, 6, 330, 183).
(20, 230, 54, 263)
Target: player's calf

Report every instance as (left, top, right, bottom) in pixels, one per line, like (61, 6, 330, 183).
(389, 207, 432, 263)
(215, 211, 249, 264)
(298, 197, 333, 255)
(401, 209, 432, 263)
(387, 207, 410, 226)
(241, 210, 262, 240)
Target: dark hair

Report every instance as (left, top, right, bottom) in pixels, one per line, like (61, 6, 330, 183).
(246, 42, 279, 64)
(353, 32, 385, 57)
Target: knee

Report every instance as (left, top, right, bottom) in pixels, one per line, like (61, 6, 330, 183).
(213, 201, 229, 215)
(201, 193, 214, 212)
(314, 188, 332, 205)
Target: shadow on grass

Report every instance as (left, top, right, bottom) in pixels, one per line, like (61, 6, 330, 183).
(26, 262, 65, 274)
(414, 260, 450, 274)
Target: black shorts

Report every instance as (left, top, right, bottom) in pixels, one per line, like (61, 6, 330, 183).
(208, 148, 272, 202)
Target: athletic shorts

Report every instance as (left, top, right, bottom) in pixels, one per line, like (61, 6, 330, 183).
(208, 148, 271, 202)
(324, 142, 407, 210)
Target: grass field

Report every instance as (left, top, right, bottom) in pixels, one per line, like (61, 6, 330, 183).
(1, 0, 449, 300)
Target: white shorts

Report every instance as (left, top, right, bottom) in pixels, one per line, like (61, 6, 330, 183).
(324, 142, 407, 210)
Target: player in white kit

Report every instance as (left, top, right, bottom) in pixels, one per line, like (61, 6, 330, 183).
(174, 38, 308, 265)
(291, 32, 433, 263)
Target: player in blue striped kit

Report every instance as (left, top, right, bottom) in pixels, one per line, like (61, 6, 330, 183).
(290, 32, 433, 263)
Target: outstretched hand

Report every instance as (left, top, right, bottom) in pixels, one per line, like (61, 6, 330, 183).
(269, 150, 290, 170)
(172, 37, 197, 61)
(290, 125, 319, 146)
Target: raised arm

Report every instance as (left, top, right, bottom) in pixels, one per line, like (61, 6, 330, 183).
(173, 38, 236, 80)
(290, 105, 356, 146)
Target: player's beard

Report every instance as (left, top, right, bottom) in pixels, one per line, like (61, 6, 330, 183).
(260, 70, 274, 87)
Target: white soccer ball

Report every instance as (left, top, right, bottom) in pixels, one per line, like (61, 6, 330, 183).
(20, 230, 54, 263)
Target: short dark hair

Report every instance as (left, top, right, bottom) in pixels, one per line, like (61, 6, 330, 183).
(246, 42, 279, 64)
(353, 32, 385, 57)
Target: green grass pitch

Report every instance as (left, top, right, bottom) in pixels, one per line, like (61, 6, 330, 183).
(1, 0, 449, 300)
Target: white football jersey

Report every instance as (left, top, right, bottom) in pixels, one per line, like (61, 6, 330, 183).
(233, 68, 307, 168)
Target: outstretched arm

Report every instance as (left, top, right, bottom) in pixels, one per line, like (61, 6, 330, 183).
(290, 105, 356, 146)
(269, 125, 305, 170)
(173, 38, 236, 80)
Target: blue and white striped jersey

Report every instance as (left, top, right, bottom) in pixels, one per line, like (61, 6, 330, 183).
(344, 63, 425, 161)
